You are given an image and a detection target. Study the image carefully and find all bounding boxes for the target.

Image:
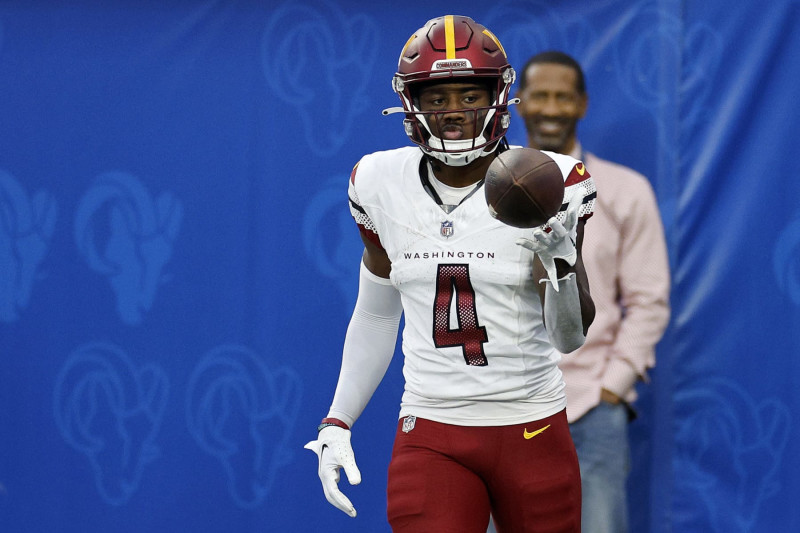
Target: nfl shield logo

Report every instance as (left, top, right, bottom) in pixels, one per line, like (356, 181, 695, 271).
(402, 415, 416, 433)
(440, 220, 454, 238)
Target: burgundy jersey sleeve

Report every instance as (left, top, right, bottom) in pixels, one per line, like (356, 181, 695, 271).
(562, 160, 596, 222)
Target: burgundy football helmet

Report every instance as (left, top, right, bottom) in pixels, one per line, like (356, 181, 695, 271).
(383, 15, 516, 166)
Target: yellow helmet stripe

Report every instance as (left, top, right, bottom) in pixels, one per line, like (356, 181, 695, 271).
(399, 34, 416, 64)
(482, 28, 507, 58)
(444, 15, 456, 59)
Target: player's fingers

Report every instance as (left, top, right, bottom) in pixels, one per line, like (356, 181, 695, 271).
(548, 219, 568, 240)
(564, 191, 583, 228)
(319, 454, 358, 515)
(321, 475, 357, 517)
(533, 227, 551, 243)
(304, 440, 321, 454)
(339, 445, 361, 485)
(340, 456, 362, 486)
(516, 237, 541, 253)
(327, 439, 360, 485)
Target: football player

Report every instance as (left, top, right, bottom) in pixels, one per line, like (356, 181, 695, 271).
(306, 15, 596, 533)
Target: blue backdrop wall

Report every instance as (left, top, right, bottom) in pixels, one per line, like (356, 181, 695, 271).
(2, 1, 799, 532)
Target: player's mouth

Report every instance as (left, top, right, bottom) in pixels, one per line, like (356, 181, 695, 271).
(441, 125, 464, 140)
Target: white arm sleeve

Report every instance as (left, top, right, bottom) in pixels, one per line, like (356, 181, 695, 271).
(327, 261, 403, 428)
(542, 272, 586, 353)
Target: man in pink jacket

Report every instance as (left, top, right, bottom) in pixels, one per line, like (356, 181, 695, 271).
(515, 50, 671, 533)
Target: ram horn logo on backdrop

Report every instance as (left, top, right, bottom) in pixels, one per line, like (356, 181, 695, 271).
(53, 342, 169, 506)
(0, 170, 57, 322)
(261, 3, 379, 156)
(74, 172, 183, 325)
(302, 176, 363, 308)
(673, 378, 790, 531)
(186, 345, 302, 508)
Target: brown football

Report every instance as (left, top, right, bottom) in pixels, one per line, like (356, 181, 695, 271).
(484, 148, 565, 228)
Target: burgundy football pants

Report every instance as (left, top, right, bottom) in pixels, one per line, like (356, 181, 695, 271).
(387, 410, 580, 533)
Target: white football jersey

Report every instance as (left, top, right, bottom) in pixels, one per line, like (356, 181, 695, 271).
(349, 146, 595, 426)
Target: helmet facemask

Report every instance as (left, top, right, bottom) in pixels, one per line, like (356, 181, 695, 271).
(394, 71, 515, 166)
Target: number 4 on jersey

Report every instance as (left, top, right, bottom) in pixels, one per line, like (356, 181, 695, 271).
(433, 264, 489, 366)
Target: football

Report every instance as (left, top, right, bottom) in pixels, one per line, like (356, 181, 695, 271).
(484, 148, 565, 228)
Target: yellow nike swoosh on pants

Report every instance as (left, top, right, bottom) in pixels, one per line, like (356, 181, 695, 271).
(523, 424, 551, 439)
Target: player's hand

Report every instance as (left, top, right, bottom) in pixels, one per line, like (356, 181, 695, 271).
(516, 191, 582, 289)
(304, 426, 361, 517)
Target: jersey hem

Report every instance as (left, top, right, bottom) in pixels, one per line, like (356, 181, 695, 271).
(398, 398, 566, 427)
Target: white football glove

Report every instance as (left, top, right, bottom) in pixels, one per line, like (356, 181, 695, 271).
(516, 191, 583, 290)
(304, 426, 361, 517)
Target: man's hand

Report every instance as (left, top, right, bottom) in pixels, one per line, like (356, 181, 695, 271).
(304, 426, 361, 517)
(600, 388, 622, 405)
(516, 191, 583, 289)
